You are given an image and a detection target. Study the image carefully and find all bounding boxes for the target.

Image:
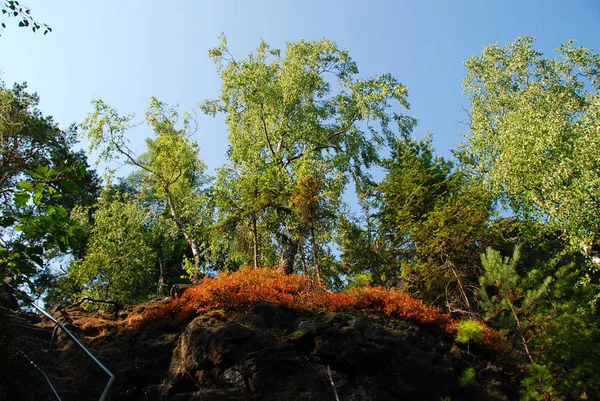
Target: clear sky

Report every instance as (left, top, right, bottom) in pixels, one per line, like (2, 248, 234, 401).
(1, 0, 598, 175)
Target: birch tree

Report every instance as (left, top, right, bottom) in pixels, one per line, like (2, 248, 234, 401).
(202, 36, 415, 275)
(460, 36, 600, 259)
(81, 97, 210, 281)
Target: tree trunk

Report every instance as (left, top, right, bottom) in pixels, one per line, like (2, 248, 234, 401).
(164, 186, 203, 283)
(450, 266, 471, 311)
(299, 241, 309, 276)
(508, 301, 536, 364)
(158, 257, 167, 295)
(310, 226, 321, 283)
(252, 214, 259, 269)
(279, 232, 298, 275)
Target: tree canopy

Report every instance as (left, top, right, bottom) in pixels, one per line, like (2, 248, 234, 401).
(80, 97, 211, 281)
(461, 36, 600, 254)
(201, 36, 416, 278)
(0, 80, 98, 289)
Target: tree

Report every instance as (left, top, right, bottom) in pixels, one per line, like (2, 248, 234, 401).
(0, 80, 99, 289)
(0, 1, 51, 35)
(479, 246, 548, 364)
(291, 158, 341, 281)
(460, 36, 600, 259)
(103, 175, 193, 293)
(375, 134, 491, 309)
(212, 162, 287, 270)
(63, 190, 156, 305)
(478, 229, 600, 400)
(80, 97, 211, 282)
(378, 134, 454, 259)
(202, 36, 416, 276)
(336, 212, 395, 288)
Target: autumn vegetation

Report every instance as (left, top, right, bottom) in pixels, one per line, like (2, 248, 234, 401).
(123, 267, 505, 354)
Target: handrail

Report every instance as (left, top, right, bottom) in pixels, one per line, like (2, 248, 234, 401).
(15, 346, 64, 401)
(4, 281, 115, 401)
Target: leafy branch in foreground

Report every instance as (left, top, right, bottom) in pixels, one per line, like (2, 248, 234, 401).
(0, 80, 98, 290)
(0, 0, 51, 35)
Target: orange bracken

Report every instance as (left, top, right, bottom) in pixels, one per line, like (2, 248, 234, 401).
(129, 267, 505, 352)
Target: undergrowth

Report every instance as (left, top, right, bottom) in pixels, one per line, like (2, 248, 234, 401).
(123, 267, 505, 352)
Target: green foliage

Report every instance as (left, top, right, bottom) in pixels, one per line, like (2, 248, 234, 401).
(336, 212, 397, 286)
(181, 256, 197, 281)
(202, 36, 415, 276)
(479, 246, 523, 306)
(533, 262, 600, 398)
(379, 134, 453, 238)
(463, 39, 600, 395)
(455, 319, 484, 344)
(64, 190, 156, 305)
(80, 97, 212, 279)
(140, 97, 210, 205)
(459, 366, 476, 387)
(4, 35, 600, 400)
(287, 330, 304, 340)
(479, 237, 600, 398)
(0, 80, 99, 289)
(461, 36, 600, 254)
(374, 133, 492, 308)
(479, 246, 550, 362)
(211, 162, 288, 269)
(484, 224, 600, 399)
(345, 271, 372, 290)
(520, 364, 555, 401)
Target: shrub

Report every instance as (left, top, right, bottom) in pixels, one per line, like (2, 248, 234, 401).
(459, 366, 477, 387)
(520, 364, 555, 401)
(125, 267, 504, 352)
(455, 319, 484, 344)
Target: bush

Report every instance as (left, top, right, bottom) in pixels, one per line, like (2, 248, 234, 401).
(455, 319, 484, 344)
(459, 366, 477, 387)
(126, 267, 505, 352)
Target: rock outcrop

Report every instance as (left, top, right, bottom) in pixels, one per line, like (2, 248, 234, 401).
(3, 300, 518, 401)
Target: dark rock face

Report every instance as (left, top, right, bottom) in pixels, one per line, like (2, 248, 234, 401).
(155, 303, 515, 401)
(6, 301, 517, 401)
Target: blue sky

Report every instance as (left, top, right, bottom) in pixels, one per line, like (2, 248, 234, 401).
(1, 0, 598, 176)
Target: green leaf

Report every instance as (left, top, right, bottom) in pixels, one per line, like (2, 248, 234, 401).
(0, 216, 16, 227)
(14, 191, 30, 207)
(17, 180, 34, 191)
(29, 254, 44, 267)
(461, 36, 600, 254)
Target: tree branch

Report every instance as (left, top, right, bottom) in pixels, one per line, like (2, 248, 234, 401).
(282, 116, 358, 168)
(73, 296, 123, 309)
(260, 103, 279, 163)
(111, 139, 168, 184)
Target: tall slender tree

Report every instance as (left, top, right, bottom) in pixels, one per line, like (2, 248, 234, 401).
(81, 97, 210, 281)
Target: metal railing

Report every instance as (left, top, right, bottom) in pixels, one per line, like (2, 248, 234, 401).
(4, 282, 115, 401)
